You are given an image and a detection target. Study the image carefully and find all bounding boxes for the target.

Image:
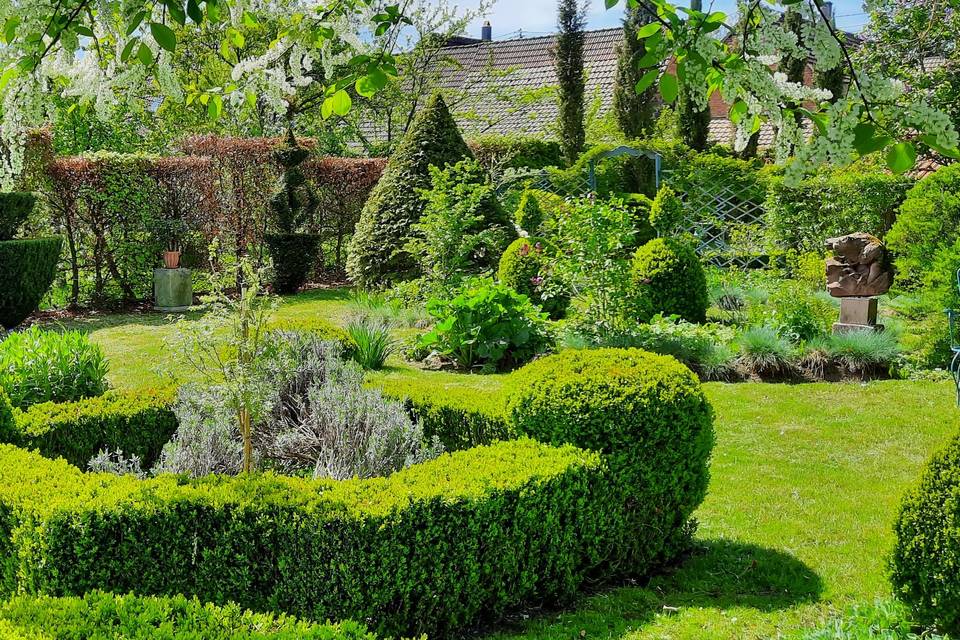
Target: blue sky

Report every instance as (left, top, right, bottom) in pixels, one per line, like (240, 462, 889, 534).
(457, 0, 869, 40)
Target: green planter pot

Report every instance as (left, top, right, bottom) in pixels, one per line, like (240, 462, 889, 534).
(0, 236, 62, 329)
(154, 268, 193, 312)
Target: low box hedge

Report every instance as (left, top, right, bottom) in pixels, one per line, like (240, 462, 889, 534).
(0, 438, 616, 638)
(0, 591, 383, 639)
(4, 388, 177, 469)
(376, 377, 510, 451)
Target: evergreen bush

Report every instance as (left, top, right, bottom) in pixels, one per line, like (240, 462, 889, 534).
(0, 237, 62, 329)
(0, 193, 36, 241)
(504, 348, 714, 568)
(631, 237, 708, 323)
(347, 93, 473, 287)
(497, 237, 568, 318)
(892, 431, 960, 632)
(265, 131, 321, 294)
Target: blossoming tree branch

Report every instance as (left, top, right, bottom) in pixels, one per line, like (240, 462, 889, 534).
(609, 0, 960, 179)
(0, 0, 408, 182)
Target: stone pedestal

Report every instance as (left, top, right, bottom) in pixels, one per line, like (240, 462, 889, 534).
(154, 268, 193, 312)
(833, 297, 883, 334)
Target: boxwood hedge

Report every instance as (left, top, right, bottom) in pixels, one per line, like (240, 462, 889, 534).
(0, 439, 616, 638)
(3, 388, 177, 469)
(505, 348, 714, 569)
(0, 592, 382, 639)
(0, 347, 714, 638)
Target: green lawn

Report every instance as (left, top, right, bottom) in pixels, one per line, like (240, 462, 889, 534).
(38, 290, 959, 639)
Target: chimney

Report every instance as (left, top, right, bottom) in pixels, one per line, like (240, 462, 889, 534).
(481, 20, 492, 41)
(822, 1, 834, 25)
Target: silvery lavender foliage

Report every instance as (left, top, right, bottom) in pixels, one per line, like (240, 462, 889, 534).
(88, 449, 145, 478)
(154, 383, 246, 477)
(259, 332, 443, 480)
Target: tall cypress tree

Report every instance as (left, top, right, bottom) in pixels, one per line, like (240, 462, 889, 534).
(554, 0, 587, 165)
(614, 4, 657, 139)
(677, 85, 711, 151)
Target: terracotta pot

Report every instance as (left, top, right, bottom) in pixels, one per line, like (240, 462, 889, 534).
(162, 250, 181, 269)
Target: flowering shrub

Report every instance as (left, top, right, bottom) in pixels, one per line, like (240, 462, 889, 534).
(496, 237, 568, 319)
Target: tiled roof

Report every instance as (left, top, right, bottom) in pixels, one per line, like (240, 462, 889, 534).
(421, 28, 623, 138)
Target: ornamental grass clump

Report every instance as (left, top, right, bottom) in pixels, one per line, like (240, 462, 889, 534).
(824, 329, 900, 375)
(0, 326, 108, 408)
(346, 319, 395, 370)
(736, 325, 794, 377)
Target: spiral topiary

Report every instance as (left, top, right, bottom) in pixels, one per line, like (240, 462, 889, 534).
(891, 432, 960, 632)
(504, 348, 714, 570)
(265, 129, 321, 294)
(496, 237, 568, 318)
(630, 237, 708, 323)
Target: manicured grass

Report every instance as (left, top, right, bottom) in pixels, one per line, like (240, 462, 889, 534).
(31, 289, 959, 639)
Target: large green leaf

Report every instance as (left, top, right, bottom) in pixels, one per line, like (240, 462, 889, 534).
(852, 122, 891, 156)
(886, 142, 917, 174)
(634, 68, 658, 94)
(659, 72, 678, 103)
(149, 22, 176, 52)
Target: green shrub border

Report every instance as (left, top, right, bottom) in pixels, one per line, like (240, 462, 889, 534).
(3, 388, 177, 469)
(0, 439, 614, 638)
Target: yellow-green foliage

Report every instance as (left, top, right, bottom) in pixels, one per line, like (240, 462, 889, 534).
(9, 387, 177, 468)
(648, 185, 685, 236)
(0, 439, 609, 638)
(0, 592, 380, 639)
(497, 237, 568, 318)
(377, 376, 510, 451)
(631, 237, 708, 323)
(266, 316, 356, 356)
(504, 348, 714, 569)
(514, 190, 544, 234)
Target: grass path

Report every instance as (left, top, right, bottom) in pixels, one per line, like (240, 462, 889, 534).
(39, 290, 959, 639)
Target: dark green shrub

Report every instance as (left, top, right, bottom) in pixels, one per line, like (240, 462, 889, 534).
(0, 438, 617, 638)
(266, 133, 321, 294)
(631, 237, 708, 323)
(348, 93, 473, 287)
(0, 237, 62, 329)
(8, 387, 177, 468)
(0, 591, 378, 639)
(0, 193, 37, 241)
(769, 168, 913, 254)
(419, 278, 551, 372)
(514, 189, 544, 234)
(497, 237, 568, 318)
(265, 233, 322, 294)
(887, 165, 960, 290)
(0, 326, 108, 408)
(504, 348, 714, 568)
(377, 377, 511, 451)
(892, 431, 960, 632)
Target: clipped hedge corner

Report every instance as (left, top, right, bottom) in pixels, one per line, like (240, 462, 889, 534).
(505, 348, 714, 568)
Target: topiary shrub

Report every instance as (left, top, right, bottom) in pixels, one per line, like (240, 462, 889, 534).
(264, 233, 322, 294)
(514, 189, 544, 234)
(630, 237, 708, 323)
(348, 93, 473, 287)
(497, 237, 568, 318)
(891, 431, 960, 633)
(0, 193, 36, 241)
(265, 131, 322, 294)
(504, 348, 714, 569)
(649, 185, 685, 236)
(0, 237, 62, 329)
(0, 390, 14, 446)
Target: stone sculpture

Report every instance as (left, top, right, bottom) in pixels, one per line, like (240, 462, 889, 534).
(825, 232, 892, 298)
